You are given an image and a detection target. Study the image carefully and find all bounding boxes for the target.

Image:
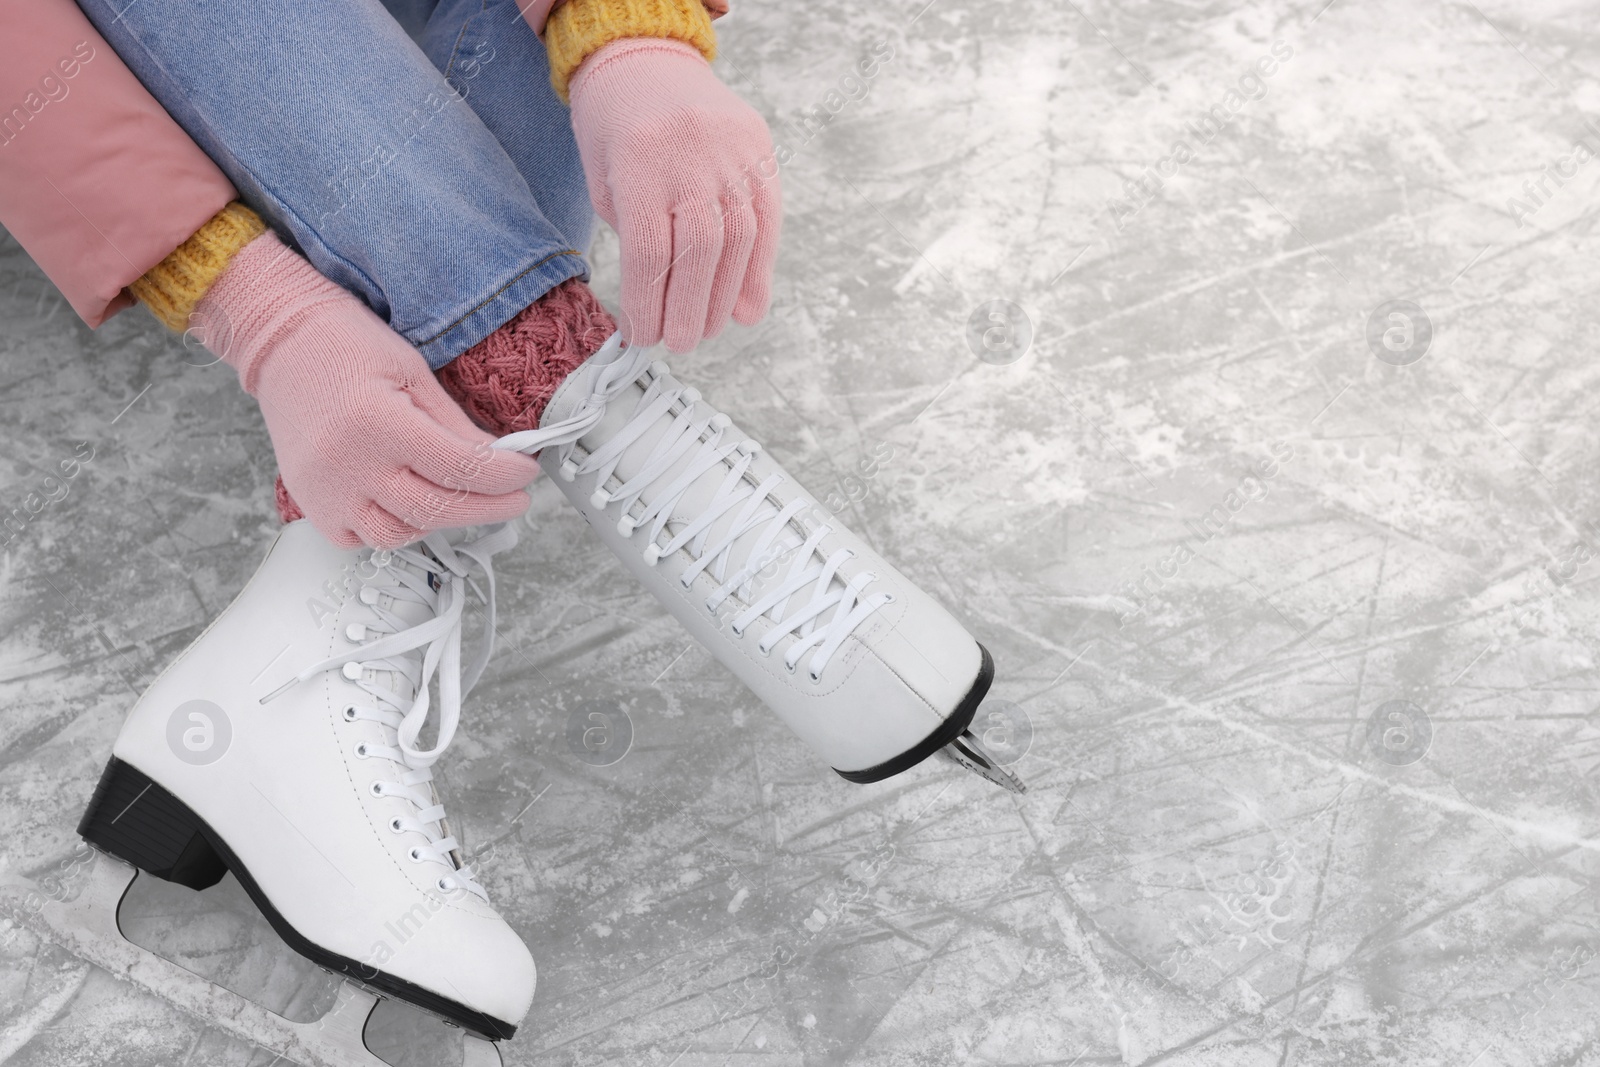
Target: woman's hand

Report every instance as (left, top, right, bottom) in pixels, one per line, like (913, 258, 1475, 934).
(569, 38, 780, 352)
(195, 233, 542, 548)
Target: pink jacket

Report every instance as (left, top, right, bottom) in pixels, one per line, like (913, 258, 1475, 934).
(0, 0, 725, 328)
(0, 1, 236, 326)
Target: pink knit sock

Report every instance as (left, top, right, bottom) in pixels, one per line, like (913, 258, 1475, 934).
(274, 475, 304, 522)
(273, 278, 614, 523)
(437, 278, 616, 435)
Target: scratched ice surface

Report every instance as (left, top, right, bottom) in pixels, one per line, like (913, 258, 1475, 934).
(4, 0, 1600, 1064)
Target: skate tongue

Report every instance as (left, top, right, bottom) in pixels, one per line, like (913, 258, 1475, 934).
(350, 547, 447, 706)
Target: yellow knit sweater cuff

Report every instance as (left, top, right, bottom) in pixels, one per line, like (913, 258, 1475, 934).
(545, 0, 717, 104)
(130, 201, 267, 332)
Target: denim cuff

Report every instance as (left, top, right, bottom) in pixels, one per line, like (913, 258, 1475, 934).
(412, 249, 590, 369)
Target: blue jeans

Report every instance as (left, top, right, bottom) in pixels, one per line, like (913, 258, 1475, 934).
(78, 0, 595, 367)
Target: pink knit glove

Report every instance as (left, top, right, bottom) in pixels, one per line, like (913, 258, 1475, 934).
(568, 38, 780, 352)
(192, 233, 542, 548)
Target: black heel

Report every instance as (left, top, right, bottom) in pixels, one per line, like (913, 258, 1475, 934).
(75, 756, 519, 1039)
(77, 757, 228, 890)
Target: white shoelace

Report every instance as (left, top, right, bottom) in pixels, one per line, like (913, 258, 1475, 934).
(495, 333, 893, 682)
(263, 524, 518, 900)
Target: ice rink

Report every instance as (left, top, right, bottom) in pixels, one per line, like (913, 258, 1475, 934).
(5, 0, 1600, 1064)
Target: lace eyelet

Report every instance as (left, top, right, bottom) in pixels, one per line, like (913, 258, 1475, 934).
(808, 669, 822, 683)
(643, 544, 662, 565)
(342, 706, 358, 722)
(758, 643, 772, 657)
(342, 661, 363, 680)
(354, 743, 369, 759)
(408, 848, 422, 863)
(589, 489, 609, 509)
(437, 877, 453, 891)
(730, 623, 745, 637)
(389, 817, 404, 833)
(559, 459, 579, 482)
(783, 660, 796, 674)
(346, 623, 367, 642)
(883, 594, 895, 603)
(369, 782, 384, 797)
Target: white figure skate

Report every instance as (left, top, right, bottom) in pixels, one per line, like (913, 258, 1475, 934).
(53, 520, 529, 1065)
(495, 334, 1025, 793)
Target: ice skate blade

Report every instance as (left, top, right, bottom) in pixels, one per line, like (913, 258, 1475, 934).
(0, 855, 504, 1067)
(75, 756, 518, 1042)
(938, 729, 1028, 794)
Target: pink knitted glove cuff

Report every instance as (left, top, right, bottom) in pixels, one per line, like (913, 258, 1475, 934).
(568, 36, 706, 98)
(193, 234, 347, 394)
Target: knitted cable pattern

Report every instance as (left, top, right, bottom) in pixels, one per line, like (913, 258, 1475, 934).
(437, 278, 616, 435)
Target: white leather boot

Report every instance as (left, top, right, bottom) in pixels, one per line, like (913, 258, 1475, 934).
(77, 520, 536, 1041)
(496, 334, 1024, 792)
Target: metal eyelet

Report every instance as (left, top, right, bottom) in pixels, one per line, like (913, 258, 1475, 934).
(342, 706, 358, 722)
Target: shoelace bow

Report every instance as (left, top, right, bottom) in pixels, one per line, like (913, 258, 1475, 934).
(263, 523, 518, 900)
(495, 334, 892, 681)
